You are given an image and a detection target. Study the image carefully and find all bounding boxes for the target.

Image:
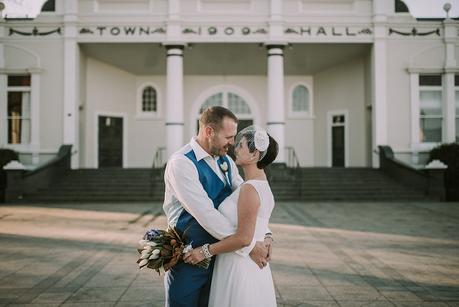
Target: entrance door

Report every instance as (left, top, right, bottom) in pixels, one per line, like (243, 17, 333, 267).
(332, 125, 345, 167)
(98, 116, 123, 168)
(329, 113, 347, 167)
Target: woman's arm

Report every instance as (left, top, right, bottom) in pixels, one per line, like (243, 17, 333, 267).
(183, 183, 260, 263)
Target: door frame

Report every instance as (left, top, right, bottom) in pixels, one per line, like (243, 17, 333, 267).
(94, 111, 128, 168)
(327, 110, 349, 167)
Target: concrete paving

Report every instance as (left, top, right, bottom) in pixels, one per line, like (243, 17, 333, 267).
(0, 200, 458, 307)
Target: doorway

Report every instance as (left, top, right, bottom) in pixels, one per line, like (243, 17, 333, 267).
(98, 115, 123, 168)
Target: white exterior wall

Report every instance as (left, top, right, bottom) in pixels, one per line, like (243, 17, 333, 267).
(1, 41, 64, 163)
(314, 57, 368, 167)
(2, 0, 458, 169)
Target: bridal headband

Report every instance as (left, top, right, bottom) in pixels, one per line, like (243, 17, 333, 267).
(235, 125, 270, 161)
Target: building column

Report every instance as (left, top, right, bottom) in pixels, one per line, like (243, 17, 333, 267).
(371, 0, 389, 167)
(63, 0, 79, 168)
(165, 45, 185, 159)
(30, 71, 41, 165)
(266, 45, 285, 163)
(443, 18, 457, 143)
(0, 43, 6, 147)
(409, 72, 420, 164)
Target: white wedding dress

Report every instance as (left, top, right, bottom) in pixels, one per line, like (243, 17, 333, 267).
(208, 180, 277, 307)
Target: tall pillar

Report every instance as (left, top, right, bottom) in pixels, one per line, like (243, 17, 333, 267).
(0, 43, 6, 148)
(266, 45, 285, 163)
(165, 45, 184, 159)
(371, 0, 389, 167)
(30, 72, 41, 165)
(63, 0, 79, 168)
(443, 18, 457, 143)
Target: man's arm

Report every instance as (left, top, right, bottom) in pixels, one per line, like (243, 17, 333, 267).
(167, 157, 236, 239)
(167, 156, 264, 258)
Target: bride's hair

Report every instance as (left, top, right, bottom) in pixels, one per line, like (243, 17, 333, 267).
(256, 134, 278, 169)
(239, 131, 278, 169)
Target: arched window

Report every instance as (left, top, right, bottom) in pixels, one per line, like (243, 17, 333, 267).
(41, 0, 56, 12)
(142, 86, 157, 112)
(395, 0, 409, 13)
(196, 91, 253, 133)
(292, 85, 310, 114)
(199, 93, 223, 113)
(199, 91, 251, 117)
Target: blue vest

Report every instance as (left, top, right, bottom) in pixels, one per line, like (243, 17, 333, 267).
(175, 150, 233, 247)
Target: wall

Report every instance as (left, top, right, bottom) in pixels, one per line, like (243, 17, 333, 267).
(314, 56, 368, 167)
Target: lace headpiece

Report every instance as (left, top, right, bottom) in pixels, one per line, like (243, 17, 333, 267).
(235, 125, 270, 161)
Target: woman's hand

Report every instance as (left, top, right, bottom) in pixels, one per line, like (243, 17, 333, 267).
(183, 247, 206, 265)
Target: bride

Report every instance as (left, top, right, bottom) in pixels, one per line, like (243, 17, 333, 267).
(183, 125, 278, 307)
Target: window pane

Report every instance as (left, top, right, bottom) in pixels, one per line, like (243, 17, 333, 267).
(333, 115, 345, 124)
(228, 93, 250, 114)
(200, 93, 223, 113)
(455, 75, 459, 86)
(142, 86, 157, 112)
(8, 118, 30, 144)
(395, 0, 409, 13)
(8, 92, 22, 116)
(419, 75, 442, 86)
(7, 91, 31, 144)
(420, 118, 442, 143)
(8, 75, 31, 87)
(420, 91, 442, 116)
(41, 0, 55, 12)
(292, 85, 309, 112)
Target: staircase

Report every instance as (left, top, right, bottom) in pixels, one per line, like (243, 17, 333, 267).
(24, 168, 165, 202)
(267, 166, 429, 201)
(23, 166, 429, 202)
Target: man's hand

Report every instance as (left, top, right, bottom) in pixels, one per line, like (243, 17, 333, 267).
(183, 247, 206, 265)
(264, 236, 274, 261)
(249, 241, 269, 269)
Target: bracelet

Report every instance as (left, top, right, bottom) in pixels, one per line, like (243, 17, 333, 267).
(201, 243, 213, 259)
(264, 233, 274, 242)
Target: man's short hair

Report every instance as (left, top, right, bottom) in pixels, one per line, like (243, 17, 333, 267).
(199, 106, 238, 131)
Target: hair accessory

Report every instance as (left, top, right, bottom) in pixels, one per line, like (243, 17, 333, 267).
(254, 130, 269, 152)
(235, 125, 270, 161)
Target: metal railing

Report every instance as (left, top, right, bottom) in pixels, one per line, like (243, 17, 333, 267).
(152, 147, 166, 169)
(285, 146, 300, 168)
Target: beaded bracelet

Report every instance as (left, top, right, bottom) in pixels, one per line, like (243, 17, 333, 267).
(264, 233, 274, 242)
(201, 243, 213, 259)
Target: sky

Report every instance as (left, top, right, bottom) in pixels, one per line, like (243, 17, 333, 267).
(0, 0, 459, 19)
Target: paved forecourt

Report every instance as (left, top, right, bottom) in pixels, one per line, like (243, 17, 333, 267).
(0, 200, 458, 307)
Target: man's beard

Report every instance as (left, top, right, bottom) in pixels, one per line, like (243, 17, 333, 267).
(209, 138, 228, 157)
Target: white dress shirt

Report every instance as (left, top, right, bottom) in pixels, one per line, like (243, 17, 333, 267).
(163, 137, 255, 256)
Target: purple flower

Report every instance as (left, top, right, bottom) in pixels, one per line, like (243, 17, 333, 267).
(144, 228, 162, 241)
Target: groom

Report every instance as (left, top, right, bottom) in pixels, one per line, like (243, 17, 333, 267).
(163, 106, 273, 307)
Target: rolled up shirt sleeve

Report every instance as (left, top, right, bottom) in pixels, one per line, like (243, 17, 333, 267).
(167, 156, 253, 256)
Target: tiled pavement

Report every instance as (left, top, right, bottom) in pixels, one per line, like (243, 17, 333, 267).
(0, 200, 458, 307)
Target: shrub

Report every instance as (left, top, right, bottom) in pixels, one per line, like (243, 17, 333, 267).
(0, 149, 19, 169)
(428, 143, 459, 168)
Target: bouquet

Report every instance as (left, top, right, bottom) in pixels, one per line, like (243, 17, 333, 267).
(136, 227, 210, 274)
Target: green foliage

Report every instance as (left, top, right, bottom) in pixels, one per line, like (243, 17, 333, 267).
(428, 143, 459, 168)
(0, 149, 19, 169)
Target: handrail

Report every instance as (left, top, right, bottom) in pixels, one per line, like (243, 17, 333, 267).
(285, 146, 300, 168)
(152, 147, 166, 169)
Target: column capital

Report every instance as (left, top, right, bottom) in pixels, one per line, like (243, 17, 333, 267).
(164, 44, 185, 57)
(265, 44, 286, 51)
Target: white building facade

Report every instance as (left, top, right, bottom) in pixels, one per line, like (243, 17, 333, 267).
(1, 0, 458, 169)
